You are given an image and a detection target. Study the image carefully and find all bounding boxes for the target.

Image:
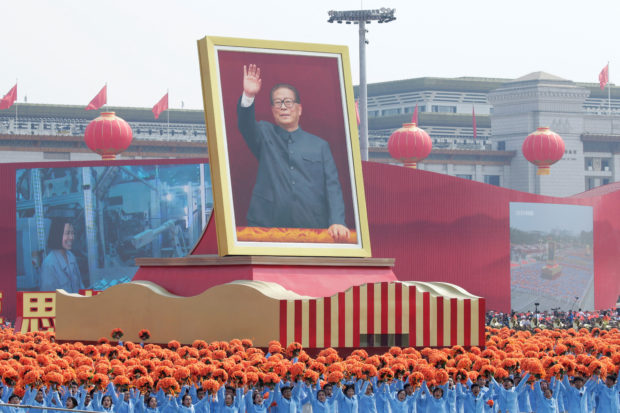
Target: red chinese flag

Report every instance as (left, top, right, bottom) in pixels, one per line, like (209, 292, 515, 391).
(153, 93, 168, 119)
(0, 84, 17, 110)
(599, 64, 609, 90)
(472, 105, 477, 140)
(354, 100, 360, 125)
(86, 85, 107, 110)
(412, 103, 419, 125)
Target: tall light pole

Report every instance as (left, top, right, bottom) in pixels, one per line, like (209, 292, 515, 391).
(327, 8, 396, 161)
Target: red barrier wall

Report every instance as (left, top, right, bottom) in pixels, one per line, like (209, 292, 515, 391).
(359, 163, 619, 312)
(193, 162, 619, 312)
(1, 159, 619, 321)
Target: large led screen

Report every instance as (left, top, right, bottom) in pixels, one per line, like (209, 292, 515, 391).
(510, 202, 594, 312)
(16, 164, 212, 292)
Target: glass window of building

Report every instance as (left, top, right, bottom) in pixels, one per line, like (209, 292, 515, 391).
(602, 159, 610, 171)
(484, 175, 500, 186)
(381, 108, 401, 116)
(431, 105, 457, 113)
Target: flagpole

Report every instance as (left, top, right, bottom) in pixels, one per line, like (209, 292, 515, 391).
(167, 89, 170, 139)
(15, 78, 18, 130)
(608, 62, 612, 133)
(608, 62, 611, 115)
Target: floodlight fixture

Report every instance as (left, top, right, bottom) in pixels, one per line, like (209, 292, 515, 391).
(327, 8, 396, 161)
(327, 8, 396, 24)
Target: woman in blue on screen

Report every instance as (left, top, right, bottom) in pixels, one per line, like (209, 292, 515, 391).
(40, 219, 84, 293)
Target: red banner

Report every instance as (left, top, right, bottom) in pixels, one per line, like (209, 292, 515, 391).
(152, 92, 169, 119)
(85, 85, 107, 110)
(599, 64, 609, 90)
(0, 84, 17, 110)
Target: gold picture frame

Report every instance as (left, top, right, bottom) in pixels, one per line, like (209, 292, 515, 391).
(197, 36, 371, 257)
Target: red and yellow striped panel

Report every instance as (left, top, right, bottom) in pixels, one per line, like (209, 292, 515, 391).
(279, 281, 485, 348)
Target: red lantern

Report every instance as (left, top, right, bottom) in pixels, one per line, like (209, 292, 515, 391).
(522, 127, 565, 175)
(387, 123, 432, 168)
(84, 112, 133, 160)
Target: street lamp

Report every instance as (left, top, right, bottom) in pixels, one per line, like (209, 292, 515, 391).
(327, 8, 396, 161)
(534, 302, 540, 313)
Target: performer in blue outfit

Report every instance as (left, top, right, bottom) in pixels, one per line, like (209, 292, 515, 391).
(421, 382, 455, 413)
(561, 375, 594, 413)
(0, 394, 23, 413)
(273, 381, 302, 413)
(40, 220, 84, 292)
(489, 373, 529, 413)
(590, 374, 620, 413)
(244, 387, 273, 413)
(331, 382, 365, 413)
(532, 380, 561, 413)
(301, 381, 332, 413)
(236, 64, 350, 242)
(456, 383, 493, 413)
(214, 386, 243, 413)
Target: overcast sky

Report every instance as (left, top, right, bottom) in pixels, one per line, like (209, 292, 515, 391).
(510, 203, 593, 235)
(2, 0, 618, 109)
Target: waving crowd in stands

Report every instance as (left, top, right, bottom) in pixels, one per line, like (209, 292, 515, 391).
(487, 308, 620, 331)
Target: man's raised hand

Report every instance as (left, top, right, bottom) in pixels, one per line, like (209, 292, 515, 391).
(243, 64, 262, 98)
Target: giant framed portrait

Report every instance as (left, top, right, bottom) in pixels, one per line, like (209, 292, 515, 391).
(197, 36, 371, 257)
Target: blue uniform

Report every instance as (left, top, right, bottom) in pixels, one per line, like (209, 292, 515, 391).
(456, 383, 493, 413)
(23, 386, 53, 413)
(214, 387, 243, 413)
(489, 373, 530, 413)
(244, 388, 273, 413)
(385, 385, 418, 413)
(561, 376, 593, 413)
(374, 382, 391, 413)
(273, 382, 303, 413)
(302, 383, 332, 413)
(130, 389, 174, 413)
(591, 378, 620, 413)
(532, 381, 561, 413)
(516, 382, 532, 413)
(421, 382, 454, 413)
(332, 385, 360, 413)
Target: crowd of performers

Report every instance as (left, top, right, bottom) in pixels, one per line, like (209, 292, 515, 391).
(0, 372, 617, 413)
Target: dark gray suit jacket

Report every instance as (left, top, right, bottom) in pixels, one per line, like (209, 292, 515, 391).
(237, 100, 346, 229)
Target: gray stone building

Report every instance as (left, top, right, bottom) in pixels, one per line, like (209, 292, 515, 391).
(362, 72, 620, 196)
(1, 72, 619, 196)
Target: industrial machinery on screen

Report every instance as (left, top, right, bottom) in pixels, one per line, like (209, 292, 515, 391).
(15, 164, 211, 292)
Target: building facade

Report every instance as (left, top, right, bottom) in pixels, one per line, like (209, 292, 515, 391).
(1, 71, 619, 196)
(363, 72, 620, 196)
